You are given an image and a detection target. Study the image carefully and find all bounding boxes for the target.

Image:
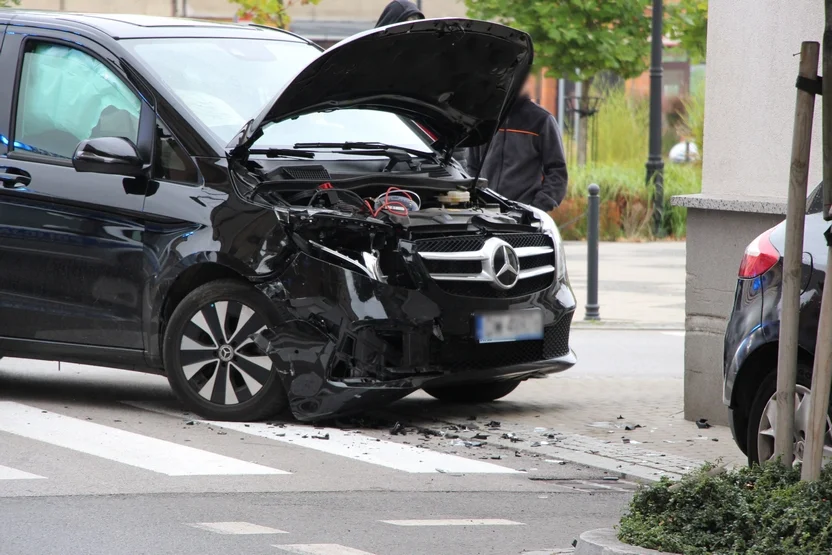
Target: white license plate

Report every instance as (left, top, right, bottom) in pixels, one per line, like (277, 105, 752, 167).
(474, 309, 544, 343)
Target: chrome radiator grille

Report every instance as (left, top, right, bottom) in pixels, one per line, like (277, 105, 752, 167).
(416, 234, 556, 298)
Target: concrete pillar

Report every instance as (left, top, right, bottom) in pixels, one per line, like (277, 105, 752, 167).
(672, 0, 824, 424)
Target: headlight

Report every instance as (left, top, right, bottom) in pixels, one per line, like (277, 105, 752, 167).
(309, 240, 386, 282)
(528, 206, 568, 282)
(361, 251, 386, 282)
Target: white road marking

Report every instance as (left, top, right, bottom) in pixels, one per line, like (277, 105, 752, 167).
(0, 402, 288, 476)
(214, 421, 519, 474)
(381, 519, 524, 526)
(188, 522, 288, 535)
(127, 402, 518, 474)
(661, 331, 685, 337)
(575, 479, 630, 492)
(0, 464, 46, 480)
(274, 545, 377, 555)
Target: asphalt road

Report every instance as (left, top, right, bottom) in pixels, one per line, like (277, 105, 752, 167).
(0, 330, 681, 555)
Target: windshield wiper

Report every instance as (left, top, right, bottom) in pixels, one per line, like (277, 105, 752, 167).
(247, 148, 317, 159)
(294, 142, 438, 164)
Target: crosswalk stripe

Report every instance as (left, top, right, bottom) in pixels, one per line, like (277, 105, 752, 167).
(212, 421, 519, 474)
(0, 464, 46, 480)
(381, 519, 524, 526)
(0, 402, 288, 476)
(273, 545, 377, 555)
(575, 479, 631, 492)
(661, 331, 685, 337)
(188, 522, 288, 535)
(127, 402, 518, 474)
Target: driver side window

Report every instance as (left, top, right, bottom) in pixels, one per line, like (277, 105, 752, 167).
(14, 42, 141, 160)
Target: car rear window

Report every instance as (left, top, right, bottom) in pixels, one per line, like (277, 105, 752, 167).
(807, 182, 823, 214)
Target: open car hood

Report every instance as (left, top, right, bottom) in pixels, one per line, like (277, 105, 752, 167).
(230, 18, 533, 157)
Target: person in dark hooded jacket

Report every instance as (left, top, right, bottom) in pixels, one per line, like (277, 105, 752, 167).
(466, 79, 568, 212)
(375, 0, 425, 27)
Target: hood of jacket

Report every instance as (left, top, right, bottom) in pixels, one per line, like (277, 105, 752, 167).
(375, 0, 425, 27)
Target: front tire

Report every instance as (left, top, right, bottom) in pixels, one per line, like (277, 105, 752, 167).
(424, 380, 521, 403)
(163, 279, 287, 421)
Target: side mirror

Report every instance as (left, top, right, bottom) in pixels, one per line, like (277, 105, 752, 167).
(72, 137, 144, 177)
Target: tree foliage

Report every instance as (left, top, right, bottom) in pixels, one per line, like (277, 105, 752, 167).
(666, 0, 708, 63)
(464, 0, 651, 83)
(229, 0, 321, 29)
(0, 0, 21, 7)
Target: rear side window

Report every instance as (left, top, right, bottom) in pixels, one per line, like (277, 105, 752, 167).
(807, 182, 823, 214)
(14, 43, 141, 159)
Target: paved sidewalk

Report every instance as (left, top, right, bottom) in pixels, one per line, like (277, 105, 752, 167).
(565, 241, 685, 329)
(392, 356, 746, 481)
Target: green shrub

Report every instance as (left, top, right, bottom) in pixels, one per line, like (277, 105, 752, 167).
(619, 462, 832, 555)
(553, 163, 701, 240)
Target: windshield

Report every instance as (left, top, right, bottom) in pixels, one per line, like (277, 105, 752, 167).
(122, 38, 431, 153)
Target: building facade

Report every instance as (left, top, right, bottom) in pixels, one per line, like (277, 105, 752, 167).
(673, 0, 824, 424)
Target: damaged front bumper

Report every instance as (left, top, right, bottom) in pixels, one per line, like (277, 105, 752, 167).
(255, 252, 576, 421)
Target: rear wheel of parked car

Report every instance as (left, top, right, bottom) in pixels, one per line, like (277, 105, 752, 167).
(163, 279, 287, 421)
(423, 380, 522, 403)
(746, 362, 832, 466)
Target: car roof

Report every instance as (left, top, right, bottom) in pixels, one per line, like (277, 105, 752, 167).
(0, 10, 309, 42)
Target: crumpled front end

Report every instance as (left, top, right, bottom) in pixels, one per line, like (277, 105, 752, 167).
(254, 250, 575, 421)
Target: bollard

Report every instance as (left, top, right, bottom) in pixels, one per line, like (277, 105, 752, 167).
(585, 184, 601, 321)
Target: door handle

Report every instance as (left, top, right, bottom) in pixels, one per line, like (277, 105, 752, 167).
(0, 167, 32, 188)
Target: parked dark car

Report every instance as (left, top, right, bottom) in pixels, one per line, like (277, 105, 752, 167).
(724, 182, 831, 463)
(0, 13, 576, 421)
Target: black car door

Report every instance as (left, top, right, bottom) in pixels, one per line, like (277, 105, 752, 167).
(0, 28, 151, 350)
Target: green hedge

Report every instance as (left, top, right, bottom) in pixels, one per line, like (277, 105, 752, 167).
(551, 163, 701, 240)
(618, 463, 832, 555)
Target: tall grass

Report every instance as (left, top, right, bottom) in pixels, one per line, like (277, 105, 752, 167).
(682, 85, 705, 156)
(594, 86, 649, 165)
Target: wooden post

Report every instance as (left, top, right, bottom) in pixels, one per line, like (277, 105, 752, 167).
(775, 42, 820, 465)
(802, 2, 832, 480)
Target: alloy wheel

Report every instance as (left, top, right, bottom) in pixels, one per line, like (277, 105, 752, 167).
(757, 384, 832, 464)
(179, 300, 272, 406)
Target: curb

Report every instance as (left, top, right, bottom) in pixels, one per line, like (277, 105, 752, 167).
(575, 529, 678, 555)
(571, 321, 685, 331)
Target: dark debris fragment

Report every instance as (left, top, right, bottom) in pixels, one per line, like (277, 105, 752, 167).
(696, 418, 711, 429)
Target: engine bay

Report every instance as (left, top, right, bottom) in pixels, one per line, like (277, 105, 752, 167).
(237, 163, 545, 289)
(251, 176, 532, 231)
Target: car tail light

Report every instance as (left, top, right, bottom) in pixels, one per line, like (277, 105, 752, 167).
(738, 228, 780, 278)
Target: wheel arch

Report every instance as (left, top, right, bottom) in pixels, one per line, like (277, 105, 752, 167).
(145, 259, 252, 367)
(730, 340, 814, 454)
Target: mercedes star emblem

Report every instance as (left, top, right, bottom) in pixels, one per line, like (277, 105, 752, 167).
(488, 240, 520, 289)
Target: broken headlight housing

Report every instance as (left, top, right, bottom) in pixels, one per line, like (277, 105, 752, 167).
(528, 206, 567, 283)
